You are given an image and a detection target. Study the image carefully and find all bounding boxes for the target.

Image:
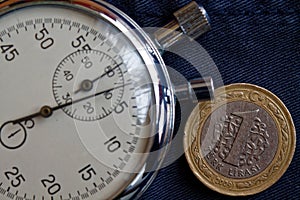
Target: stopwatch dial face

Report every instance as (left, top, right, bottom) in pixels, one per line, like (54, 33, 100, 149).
(53, 49, 125, 121)
(0, 2, 156, 200)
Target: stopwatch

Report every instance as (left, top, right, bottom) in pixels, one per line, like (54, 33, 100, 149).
(0, 0, 212, 199)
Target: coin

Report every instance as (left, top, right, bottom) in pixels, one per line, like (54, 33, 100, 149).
(184, 83, 296, 196)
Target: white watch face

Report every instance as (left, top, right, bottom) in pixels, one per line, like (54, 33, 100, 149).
(0, 2, 157, 199)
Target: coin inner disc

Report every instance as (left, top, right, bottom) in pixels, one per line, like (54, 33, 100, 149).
(200, 101, 278, 179)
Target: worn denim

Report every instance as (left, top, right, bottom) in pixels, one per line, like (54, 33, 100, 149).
(107, 0, 299, 199)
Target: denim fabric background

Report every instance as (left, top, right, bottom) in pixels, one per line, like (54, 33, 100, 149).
(106, 0, 300, 199)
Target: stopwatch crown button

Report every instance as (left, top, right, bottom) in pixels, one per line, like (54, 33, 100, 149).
(173, 1, 211, 40)
(154, 1, 211, 50)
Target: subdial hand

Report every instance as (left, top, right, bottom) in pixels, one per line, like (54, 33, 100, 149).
(8, 128, 21, 139)
(11, 83, 130, 125)
(74, 63, 123, 94)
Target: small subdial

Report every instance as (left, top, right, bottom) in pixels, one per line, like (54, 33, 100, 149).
(52, 50, 125, 121)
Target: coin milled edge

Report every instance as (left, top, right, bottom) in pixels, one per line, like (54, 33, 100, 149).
(184, 83, 296, 196)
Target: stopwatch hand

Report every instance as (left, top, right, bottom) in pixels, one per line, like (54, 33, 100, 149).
(10, 83, 130, 125)
(74, 63, 123, 94)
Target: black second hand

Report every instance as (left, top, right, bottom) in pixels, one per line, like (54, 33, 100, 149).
(12, 83, 130, 125)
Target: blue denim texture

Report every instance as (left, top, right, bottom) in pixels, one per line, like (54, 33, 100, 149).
(106, 0, 300, 199)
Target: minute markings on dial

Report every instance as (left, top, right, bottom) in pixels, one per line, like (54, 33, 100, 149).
(0, 12, 143, 199)
(0, 17, 107, 42)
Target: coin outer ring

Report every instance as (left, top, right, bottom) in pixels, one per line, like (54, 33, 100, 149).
(184, 83, 296, 196)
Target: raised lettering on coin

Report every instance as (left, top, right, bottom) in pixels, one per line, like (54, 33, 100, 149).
(184, 83, 296, 196)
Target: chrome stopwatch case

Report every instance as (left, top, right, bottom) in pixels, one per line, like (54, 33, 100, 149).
(0, 0, 211, 199)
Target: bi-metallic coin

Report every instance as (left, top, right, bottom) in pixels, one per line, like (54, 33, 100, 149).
(184, 83, 296, 196)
